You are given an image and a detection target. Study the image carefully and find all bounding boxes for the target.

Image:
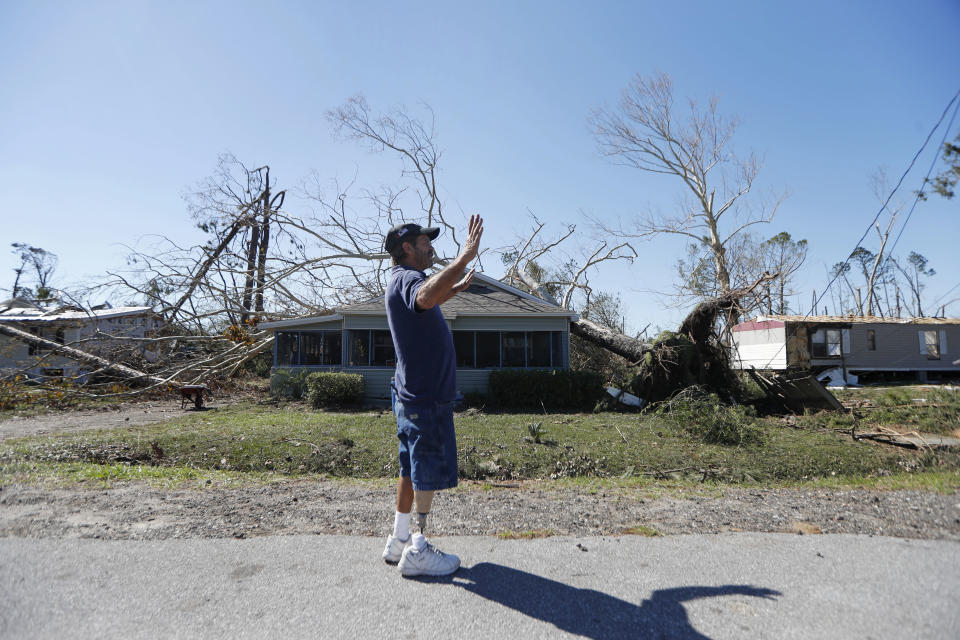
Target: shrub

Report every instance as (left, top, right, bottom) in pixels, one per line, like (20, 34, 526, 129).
(269, 369, 309, 399)
(243, 351, 273, 378)
(654, 388, 764, 446)
(460, 391, 488, 409)
(307, 372, 365, 408)
(487, 369, 604, 411)
(0, 377, 31, 410)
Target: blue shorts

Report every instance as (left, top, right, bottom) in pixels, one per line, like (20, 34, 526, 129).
(393, 392, 458, 491)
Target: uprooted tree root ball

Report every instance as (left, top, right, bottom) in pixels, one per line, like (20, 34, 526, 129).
(625, 278, 772, 405)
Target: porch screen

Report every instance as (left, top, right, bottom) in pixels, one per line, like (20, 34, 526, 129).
(276, 332, 299, 365)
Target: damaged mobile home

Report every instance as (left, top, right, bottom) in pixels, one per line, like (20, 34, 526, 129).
(731, 314, 960, 384)
(0, 298, 161, 381)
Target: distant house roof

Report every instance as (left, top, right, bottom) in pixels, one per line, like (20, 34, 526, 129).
(739, 314, 960, 327)
(261, 272, 578, 329)
(0, 302, 153, 324)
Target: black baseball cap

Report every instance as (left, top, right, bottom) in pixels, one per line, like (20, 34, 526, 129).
(384, 222, 440, 255)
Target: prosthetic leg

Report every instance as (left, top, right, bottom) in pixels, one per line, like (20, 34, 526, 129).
(414, 490, 434, 534)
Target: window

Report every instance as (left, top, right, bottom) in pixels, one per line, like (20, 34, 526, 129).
(476, 331, 500, 368)
(502, 332, 526, 367)
(453, 331, 475, 367)
(27, 326, 64, 356)
(300, 332, 323, 365)
(454, 330, 564, 368)
(325, 331, 342, 365)
(921, 331, 940, 360)
(527, 331, 552, 367)
(866, 329, 876, 351)
(300, 331, 342, 365)
(371, 330, 396, 366)
(276, 332, 299, 365)
(349, 330, 369, 365)
(810, 328, 842, 358)
(348, 330, 395, 366)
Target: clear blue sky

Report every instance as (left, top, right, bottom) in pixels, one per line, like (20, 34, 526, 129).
(2, 0, 958, 330)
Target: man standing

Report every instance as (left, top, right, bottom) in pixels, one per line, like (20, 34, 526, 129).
(381, 214, 483, 577)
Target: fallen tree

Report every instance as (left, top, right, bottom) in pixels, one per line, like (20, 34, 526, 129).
(570, 318, 652, 363)
(0, 322, 166, 386)
(0, 319, 274, 394)
(572, 274, 777, 405)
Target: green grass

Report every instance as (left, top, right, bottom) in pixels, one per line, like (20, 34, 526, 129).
(0, 460, 265, 488)
(1, 397, 958, 491)
(828, 385, 960, 435)
(621, 524, 662, 537)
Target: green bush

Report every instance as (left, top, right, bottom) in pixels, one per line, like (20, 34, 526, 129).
(461, 391, 488, 409)
(243, 351, 273, 378)
(307, 372, 365, 408)
(653, 389, 764, 446)
(487, 369, 604, 411)
(269, 369, 310, 399)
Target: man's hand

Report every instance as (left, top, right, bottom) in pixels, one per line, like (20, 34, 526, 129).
(460, 214, 484, 262)
(452, 268, 476, 294)
(415, 214, 484, 310)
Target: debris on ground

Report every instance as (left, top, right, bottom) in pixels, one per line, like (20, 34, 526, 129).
(605, 387, 644, 408)
(746, 370, 844, 414)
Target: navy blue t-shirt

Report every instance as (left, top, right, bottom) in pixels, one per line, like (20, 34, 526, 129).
(385, 265, 456, 405)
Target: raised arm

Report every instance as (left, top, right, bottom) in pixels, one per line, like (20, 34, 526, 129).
(416, 215, 484, 310)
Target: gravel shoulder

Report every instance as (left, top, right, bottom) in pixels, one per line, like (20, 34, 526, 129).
(2, 401, 959, 542)
(0, 401, 179, 442)
(1, 480, 958, 541)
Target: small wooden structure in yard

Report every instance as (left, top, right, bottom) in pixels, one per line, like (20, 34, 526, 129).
(179, 384, 210, 410)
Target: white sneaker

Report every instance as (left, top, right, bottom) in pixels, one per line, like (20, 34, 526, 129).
(398, 539, 460, 577)
(382, 535, 411, 564)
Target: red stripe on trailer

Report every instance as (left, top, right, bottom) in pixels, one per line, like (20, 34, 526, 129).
(732, 320, 786, 332)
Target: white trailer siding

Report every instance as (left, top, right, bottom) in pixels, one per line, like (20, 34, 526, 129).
(731, 324, 788, 370)
(730, 315, 960, 375)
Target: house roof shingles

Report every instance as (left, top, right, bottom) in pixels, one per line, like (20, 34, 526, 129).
(259, 274, 577, 329)
(338, 283, 571, 316)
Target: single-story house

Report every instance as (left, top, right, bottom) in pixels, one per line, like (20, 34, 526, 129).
(0, 298, 160, 381)
(260, 273, 579, 403)
(731, 314, 960, 383)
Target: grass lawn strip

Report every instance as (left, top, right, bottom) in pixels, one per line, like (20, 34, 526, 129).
(2, 389, 957, 491)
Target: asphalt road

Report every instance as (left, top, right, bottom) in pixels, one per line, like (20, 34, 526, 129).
(2, 533, 957, 639)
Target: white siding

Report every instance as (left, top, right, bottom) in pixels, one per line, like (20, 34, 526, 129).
(731, 327, 788, 370)
(344, 316, 391, 330)
(282, 320, 342, 332)
(456, 369, 494, 394)
(347, 368, 394, 401)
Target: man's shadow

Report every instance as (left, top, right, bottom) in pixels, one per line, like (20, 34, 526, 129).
(425, 563, 781, 640)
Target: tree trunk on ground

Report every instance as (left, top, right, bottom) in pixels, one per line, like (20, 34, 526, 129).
(570, 318, 652, 363)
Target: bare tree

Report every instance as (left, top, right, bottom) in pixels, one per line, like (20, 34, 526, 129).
(497, 215, 637, 312)
(754, 232, 808, 315)
(591, 73, 786, 326)
(9, 243, 58, 304)
(46, 98, 648, 395)
(894, 252, 936, 317)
